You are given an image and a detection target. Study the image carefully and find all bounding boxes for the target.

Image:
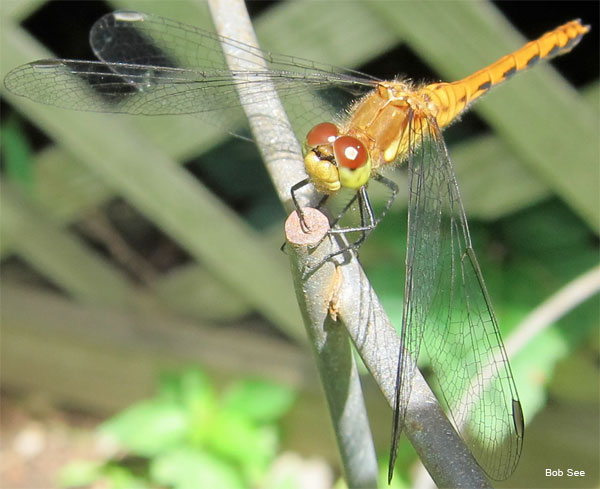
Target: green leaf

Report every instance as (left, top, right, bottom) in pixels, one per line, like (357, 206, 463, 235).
(511, 327, 569, 419)
(100, 399, 188, 457)
(57, 460, 103, 488)
(103, 464, 149, 489)
(207, 410, 278, 480)
(503, 200, 592, 254)
(1, 117, 35, 193)
(159, 369, 217, 445)
(150, 448, 244, 489)
(159, 369, 214, 407)
(549, 346, 600, 404)
(222, 379, 296, 423)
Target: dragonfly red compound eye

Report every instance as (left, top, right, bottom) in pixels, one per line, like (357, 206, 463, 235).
(306, 122, 339, 147)
(333, 136, 368, 169)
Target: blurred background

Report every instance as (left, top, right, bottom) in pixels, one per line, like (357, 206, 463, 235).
(1, 0, 598, 488)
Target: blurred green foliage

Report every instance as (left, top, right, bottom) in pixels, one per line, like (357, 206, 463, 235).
(2, 116, 35, 193)
(58, 369, 296, 489)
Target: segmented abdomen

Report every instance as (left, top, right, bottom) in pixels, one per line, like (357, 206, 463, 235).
(423, 20, 590, 128)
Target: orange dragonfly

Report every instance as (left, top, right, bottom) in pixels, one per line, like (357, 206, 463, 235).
(4, 12, 589, 482)
(293, 19, 588, 482)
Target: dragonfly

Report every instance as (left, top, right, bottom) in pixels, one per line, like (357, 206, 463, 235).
(4, 11, 589, 483)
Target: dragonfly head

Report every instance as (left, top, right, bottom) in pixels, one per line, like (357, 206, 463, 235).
(304, 122, 372, 193)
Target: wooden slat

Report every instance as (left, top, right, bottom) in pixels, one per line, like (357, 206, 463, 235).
(0, 183, 134, 305)
(0, 147, 253, 321)
(157, 265, 250, 321)
(0, 282, 310, 412)
(0, 12, 305, 342)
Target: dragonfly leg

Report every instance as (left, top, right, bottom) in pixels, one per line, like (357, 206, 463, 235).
(313, 186, 376, 265)
(315, 193, 331, 212)
(282, 178, 331, 253)
(291, 177, 312, 232)
(329, 191, 360, 229)
(288, 173, 398, 265)
(372, 173, 399, 222)
(329, 186, 376, 242)
(329, 172, 398, 242)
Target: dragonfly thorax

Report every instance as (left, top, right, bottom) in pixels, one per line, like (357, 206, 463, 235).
(303, 81, 441, 194)
(342, 81, 437, 168)
(304, 122, 372, 193)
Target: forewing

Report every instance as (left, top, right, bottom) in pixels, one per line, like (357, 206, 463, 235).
(392, 114, 524, 480)
(4, 11, 376, 139)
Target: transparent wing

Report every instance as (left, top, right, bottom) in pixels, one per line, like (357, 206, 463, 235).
(4, 10, 376, 139)
(389, 114, 524, 481)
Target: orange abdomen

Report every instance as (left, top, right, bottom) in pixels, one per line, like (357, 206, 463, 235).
(423, 20, 590, 128)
